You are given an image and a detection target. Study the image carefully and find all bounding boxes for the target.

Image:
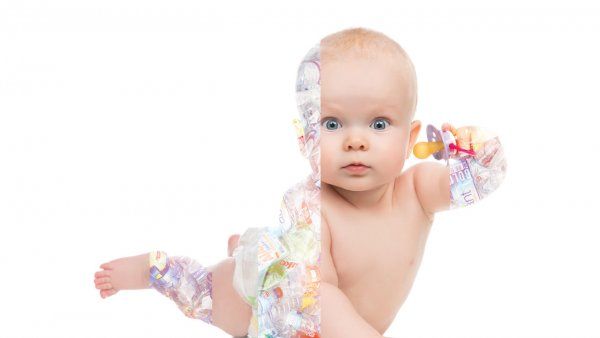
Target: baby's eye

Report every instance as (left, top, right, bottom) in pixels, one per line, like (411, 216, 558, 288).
(370, 118, 390, 130)
(321, 118, 341, 131)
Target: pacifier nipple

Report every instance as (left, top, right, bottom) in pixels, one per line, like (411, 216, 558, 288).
(413, 141, 444, 159)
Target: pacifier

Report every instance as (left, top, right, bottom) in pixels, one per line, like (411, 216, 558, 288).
(413, 124, 476, 164)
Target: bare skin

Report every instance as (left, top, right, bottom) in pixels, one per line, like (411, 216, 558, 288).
(319, 170, 438, 334)
(314, 49, 461, 337)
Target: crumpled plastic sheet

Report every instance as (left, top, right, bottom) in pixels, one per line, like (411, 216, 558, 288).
(232, 44, 322, 338)
(148, 251, 213, 324)
(448, 129, 507, 209)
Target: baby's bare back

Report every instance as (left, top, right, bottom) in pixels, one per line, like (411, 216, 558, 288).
(322, 171, 433, 333)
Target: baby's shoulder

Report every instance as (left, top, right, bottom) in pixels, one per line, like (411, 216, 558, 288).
(392, 166, 431, 216)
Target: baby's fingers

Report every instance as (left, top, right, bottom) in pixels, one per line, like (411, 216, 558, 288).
(441, 123, 457, 136)
(455, 133, 471, 149)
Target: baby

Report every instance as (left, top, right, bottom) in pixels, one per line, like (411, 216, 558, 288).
(316, 28, 506, 337)
(94, 27, 506, 338)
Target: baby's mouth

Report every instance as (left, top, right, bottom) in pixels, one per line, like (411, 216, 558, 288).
(342, 162, 370, 168)
(342, 163, 370, 173)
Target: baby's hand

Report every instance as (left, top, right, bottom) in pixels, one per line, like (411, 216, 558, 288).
(94, 253, 151, 299)
(441, 123, 487, 155)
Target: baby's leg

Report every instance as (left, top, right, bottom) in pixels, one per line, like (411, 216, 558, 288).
(94, 253, 251, 337)
(208, 257, 253, 336)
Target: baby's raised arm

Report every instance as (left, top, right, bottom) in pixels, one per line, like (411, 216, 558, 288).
(411, 123, 507, 217)
(412, 161, 451, 218)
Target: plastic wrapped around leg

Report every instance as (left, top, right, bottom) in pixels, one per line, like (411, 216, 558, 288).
(148, 251, 213, 325)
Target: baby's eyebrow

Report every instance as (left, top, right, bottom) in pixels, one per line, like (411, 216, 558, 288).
(322, 102, 342, 112)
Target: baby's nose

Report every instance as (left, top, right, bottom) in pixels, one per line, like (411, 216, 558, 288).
(344, 137, 368, 151)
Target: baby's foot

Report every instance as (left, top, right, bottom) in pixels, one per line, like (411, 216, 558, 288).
(94, 253, 151, 299)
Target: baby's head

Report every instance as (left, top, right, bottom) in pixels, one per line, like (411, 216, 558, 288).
(295, 27, 420, 192)
(320, 27, 421, 192)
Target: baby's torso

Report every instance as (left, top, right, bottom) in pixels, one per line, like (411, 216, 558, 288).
(322, 173, 433, 334)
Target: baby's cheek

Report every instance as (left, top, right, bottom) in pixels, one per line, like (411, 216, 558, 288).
(319, 151, 338, 184)
(380, 137, 406, 157)
(378, 143, 406, 172)
(319, 139, 334, 163)
(320, 154, 335, 179)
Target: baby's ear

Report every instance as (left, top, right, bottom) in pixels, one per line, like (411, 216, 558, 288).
(407, 120, 422, 159)
(292, 118, 307, 157)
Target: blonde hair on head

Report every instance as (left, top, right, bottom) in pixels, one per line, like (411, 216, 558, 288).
(320, 27, 418, 116)
(321, 27, 411, 63)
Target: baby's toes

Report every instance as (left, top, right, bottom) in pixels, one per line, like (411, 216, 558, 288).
(99, 261, 114, 270)
(94, 277, 111, 285)
(96, 282, 113, 290)
(100, 288, 118, 299)
(95, 270, 110, 278)
(94, 271, 111, 284)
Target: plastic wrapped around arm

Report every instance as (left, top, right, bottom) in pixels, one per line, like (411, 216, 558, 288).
(448, 129, 507, 209)
(148, 251, 213, 324)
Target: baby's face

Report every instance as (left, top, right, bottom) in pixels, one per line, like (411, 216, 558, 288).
(320, 55, 420, 191)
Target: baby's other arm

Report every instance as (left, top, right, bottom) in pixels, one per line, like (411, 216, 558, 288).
(321, 282, 387, 338)
(321, 213, 389, 337)
(411, 123, 507, 215)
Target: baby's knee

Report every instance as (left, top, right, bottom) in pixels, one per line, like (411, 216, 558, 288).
(227, 234, 241, 257)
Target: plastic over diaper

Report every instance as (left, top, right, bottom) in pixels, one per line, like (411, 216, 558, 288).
(232, 44, 321, 338)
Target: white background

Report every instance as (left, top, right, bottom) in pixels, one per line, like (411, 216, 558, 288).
(1, 1, 599, 337)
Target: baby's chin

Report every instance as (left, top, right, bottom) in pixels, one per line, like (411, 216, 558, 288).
(323, 175, 394, 192)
